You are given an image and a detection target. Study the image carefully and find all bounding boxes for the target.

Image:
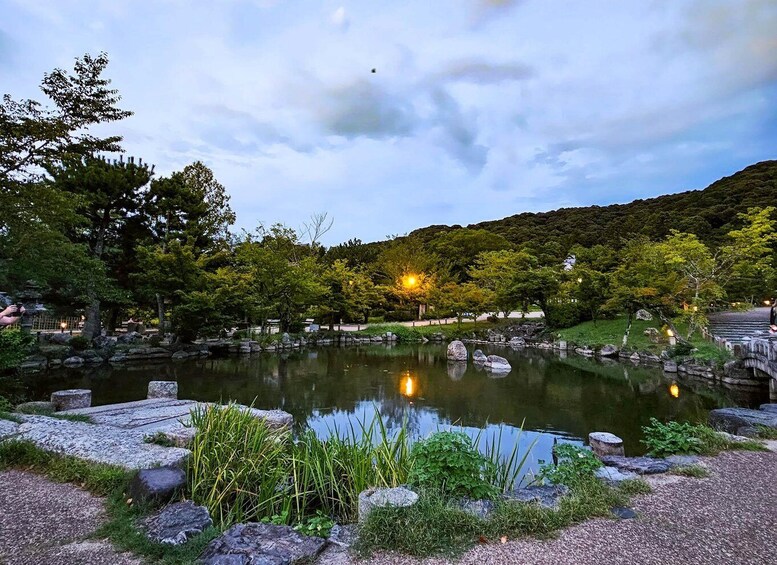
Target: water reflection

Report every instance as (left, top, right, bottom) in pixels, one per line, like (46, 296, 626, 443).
(14, 344, 768, 462)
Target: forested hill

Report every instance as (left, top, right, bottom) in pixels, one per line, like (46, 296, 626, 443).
(409, 160, 777, 249)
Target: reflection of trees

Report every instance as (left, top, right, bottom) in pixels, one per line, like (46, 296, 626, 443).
(24, 344, 766, 454)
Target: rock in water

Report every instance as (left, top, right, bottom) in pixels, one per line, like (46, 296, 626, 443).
(472, 349, 488, 363)
(129, 466, 187, 506)
(484, 355, 511, 372)
(358, 486, 419, 522)
(447, 340, 468, 361)
(509, 336, 525, 348)
(200, 523, 326, 564)
(598, 344, 619, 358)
(147, 381, 178, 400)
(589, 432, 625, 457)
(144, 501, 212, 545)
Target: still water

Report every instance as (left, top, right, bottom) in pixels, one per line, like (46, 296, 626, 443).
(15, 344, 767, 473)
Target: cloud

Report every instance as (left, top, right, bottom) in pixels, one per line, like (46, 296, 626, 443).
(330, 6, 349, 31)
(430, 89, 488, 172)
(313, 79, 418, 139)
(471, 0, 525, 25)
(435, 59, 534, 84)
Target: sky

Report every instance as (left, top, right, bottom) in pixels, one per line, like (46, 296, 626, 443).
(1, 0, 776, 245)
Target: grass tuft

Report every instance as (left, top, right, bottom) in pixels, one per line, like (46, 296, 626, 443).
(671, 465, 710, 478)
(617, 478, 652, 496)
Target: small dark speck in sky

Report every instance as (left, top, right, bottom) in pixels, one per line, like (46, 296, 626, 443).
(371, 68, 376, 73)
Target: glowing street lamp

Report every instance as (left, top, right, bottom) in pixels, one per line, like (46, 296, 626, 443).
(666, 328, 676, 346)
(402, 274, 418, 289)
(669, 383, 680, 398)
(60, 321, 67, 333)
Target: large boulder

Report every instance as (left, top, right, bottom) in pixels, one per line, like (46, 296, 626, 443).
(708, 407, 777, 434)
(484, 355, 511, 373)
(129, 466, 187, 506)
(636, 309, 653, 321)
(200, 523, 327, 565)
(144, 500, 212, 545)
(447, 340, 468, 361)
(358, 486, 418, 522)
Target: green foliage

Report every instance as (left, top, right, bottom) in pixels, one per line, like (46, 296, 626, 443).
(189, 403, 291, 527)
(754, 425, 777, 440)
(0, 328, 35, 371)
(641, 418, 704, 457)
(642, 418, 767, 457)
(357, 477, 630, 558)
(537, 444, 602, 486)
(68, 335, 90, 351)
(293, 512, 335, 538)
(409, 431, 498, 500)
(544, 302, 587, 329)
(0, 440, 128, 496)
(671, 465, 710, 478)
(617, 478, 652, 496)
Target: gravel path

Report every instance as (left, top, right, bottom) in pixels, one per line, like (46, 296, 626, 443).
(0, 470, 142, 565)
(327, 448, 777, 565)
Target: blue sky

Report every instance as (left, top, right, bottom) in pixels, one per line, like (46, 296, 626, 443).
(1, 0, 776, 244)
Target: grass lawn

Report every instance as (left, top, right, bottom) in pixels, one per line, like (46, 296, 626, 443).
(556, 317, 663, 351)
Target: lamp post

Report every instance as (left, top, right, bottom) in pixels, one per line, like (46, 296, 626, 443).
(15, 281, 45, 334)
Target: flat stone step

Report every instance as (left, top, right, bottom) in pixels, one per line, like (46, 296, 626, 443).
(13, 415, 190, 470)
(62, 399, 199, 433)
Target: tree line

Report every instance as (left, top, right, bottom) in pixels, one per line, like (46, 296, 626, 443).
(2, 53, 775, 343)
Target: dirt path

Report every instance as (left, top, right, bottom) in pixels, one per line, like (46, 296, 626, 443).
(338, 448, 777, 565)
(0, 470, 142, 565)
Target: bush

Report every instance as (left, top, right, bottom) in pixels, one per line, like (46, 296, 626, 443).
(69, 335, 90, 351)
(544, 303, 587, 329)
(641, 418, 703, 457)
(409, 431, 498, 500)
(384, 309, 417, 322)
(0, 328, 35, 371)
(537, 444, 602, 486)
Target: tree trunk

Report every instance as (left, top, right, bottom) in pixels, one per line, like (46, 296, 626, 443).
(156, 294, 166, 333)
(82, 299, 101, 341)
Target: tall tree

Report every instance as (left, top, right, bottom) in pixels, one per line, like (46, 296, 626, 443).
(49, 156, 152, 339)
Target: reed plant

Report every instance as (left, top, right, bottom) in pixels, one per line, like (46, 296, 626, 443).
(476, 422, 538, 493)
(189, 403, 292, 526)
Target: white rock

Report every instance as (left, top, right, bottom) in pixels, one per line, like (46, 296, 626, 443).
(447, 340, 468, 361)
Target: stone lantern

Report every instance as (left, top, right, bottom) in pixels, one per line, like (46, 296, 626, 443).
(15, 281, 46, 334)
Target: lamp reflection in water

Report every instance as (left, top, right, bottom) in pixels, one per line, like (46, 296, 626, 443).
(400, 372, 417, 398)
(669, 383, 680, 398)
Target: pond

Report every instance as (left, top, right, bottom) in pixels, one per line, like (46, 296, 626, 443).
(12, 344, 768, 476)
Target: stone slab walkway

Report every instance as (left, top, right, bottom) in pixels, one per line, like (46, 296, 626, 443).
(14, 415, 190, 470)
(61, 398, 293, 433)
(0, 469, 142, 565)
(351, 448, 777, 565)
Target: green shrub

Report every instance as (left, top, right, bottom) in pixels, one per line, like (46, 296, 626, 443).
(384, 309, 417, 322)
(537, 444, 602, 486)
(69, 335, 90, 351)
(0, 328, 35, 371)
(409, 431, 498, 500)
(641, 418, 704, 457)
(544, 303, 587, 329)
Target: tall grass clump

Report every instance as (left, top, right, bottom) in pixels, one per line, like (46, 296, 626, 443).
(189, 403, 292, 527)
(290, 416, 413, 524)
(477, 423, 538, 493)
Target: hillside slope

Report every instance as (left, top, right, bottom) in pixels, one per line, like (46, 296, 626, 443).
(409, 160, 777, 249)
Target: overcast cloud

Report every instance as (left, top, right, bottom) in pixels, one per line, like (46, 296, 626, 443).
(1, 0, 775, 244)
